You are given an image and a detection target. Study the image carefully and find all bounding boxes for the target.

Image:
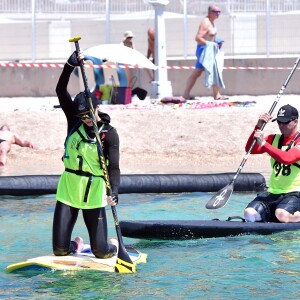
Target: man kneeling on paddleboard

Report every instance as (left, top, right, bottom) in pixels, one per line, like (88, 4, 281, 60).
(244, 104, 300, 223)
(53, 50, 120, 258)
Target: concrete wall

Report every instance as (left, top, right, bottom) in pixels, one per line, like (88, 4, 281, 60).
(1, 57, 299, 98)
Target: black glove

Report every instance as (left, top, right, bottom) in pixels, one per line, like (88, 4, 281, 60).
(67, 51, 80, 67)
(111, 193, 119, 205)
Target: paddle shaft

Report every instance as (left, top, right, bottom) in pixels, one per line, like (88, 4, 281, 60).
(229, 56, 300, 186)
(71, 37, 112, 194)
(69, 37, 134, 272)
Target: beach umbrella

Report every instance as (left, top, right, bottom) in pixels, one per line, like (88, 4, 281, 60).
(84, 44, 157, 70)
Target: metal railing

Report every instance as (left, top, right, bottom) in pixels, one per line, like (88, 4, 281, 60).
(0, 0, 300, 60)
(1, 0, 300, 14)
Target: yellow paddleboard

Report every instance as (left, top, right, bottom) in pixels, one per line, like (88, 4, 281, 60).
(6, 245, 147, 273)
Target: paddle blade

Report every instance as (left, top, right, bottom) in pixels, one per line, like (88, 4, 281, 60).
(205, 182, 234, 209)
(115, 257, 136, 273)
(115, 244, 136, 273)
(112, 207, 136, 273)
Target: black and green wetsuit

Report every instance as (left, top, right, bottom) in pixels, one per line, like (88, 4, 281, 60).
(52, 63, 120, 258)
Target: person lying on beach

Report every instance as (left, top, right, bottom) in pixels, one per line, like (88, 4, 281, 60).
(0, 124, 38, 166)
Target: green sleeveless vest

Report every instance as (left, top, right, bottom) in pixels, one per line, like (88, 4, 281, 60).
(268, 134, 300, 194)
(56, 124, 107, 209)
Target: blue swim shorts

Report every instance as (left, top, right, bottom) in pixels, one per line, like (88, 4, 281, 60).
(195, 44, 205, 69)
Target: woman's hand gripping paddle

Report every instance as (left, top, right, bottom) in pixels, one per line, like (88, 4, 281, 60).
(206, 56, 300, 210)
(69, 36, 135, 273)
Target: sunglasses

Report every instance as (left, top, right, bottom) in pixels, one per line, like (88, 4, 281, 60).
(211, 10, 221, 14)
(79, 114, 91, 120)
(277, 120, 292, 125)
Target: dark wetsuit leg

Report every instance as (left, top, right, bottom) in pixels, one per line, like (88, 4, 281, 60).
(0, 139, 6, 144)
(246, 192, 288, 222)
(82, 207, 117, 259)
(276, 192, 300, 214)
(52, 201, 79, 256)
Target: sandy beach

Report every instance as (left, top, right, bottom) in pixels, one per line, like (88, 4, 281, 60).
(1, 94, 299, 182)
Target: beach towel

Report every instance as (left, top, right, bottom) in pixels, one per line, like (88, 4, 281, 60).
(199, 41, 225, 89)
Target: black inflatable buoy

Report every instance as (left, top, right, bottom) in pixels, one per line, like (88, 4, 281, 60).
(0, 173, 265, 196)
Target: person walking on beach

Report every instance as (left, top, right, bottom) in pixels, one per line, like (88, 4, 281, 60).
(146, 27, 155, 82)
(0, 124, 37, 166)
(183, 5, 228, 101)
(244, 104, 300, 223)
(53, 50, 120, 258)
(147, 28, 155, 63)
(121, 30, 137, 87)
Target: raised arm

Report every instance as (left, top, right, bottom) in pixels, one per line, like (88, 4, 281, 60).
(56, 51, 85, 133)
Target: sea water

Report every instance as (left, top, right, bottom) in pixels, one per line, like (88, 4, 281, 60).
(1, 193, 300, 299)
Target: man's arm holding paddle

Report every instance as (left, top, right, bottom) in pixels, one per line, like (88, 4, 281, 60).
(245, 113, 273, 154)
(246, 113, 300, 164)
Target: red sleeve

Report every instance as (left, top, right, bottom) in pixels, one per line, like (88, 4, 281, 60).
(245, 126, 274, 154)
(263, 139, 300, 165)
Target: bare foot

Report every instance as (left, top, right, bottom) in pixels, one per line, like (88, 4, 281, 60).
(110, 238, 119, 254)
(74, 236, 84, 253)
(293, 211, 300, 222)
(214, 95, 229, 100)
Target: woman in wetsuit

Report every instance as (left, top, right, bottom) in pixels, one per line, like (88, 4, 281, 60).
(52, 51, 120, 258)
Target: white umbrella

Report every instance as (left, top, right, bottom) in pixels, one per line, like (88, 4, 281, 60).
(84, 44, 157, 70)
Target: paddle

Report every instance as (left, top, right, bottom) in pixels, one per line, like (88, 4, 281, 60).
(69, 36, 136, 273)
(206, 56, 300, 210)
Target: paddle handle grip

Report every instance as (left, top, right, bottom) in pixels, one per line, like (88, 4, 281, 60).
(69, 36, 81, 43)
(69, 36, 90, 97)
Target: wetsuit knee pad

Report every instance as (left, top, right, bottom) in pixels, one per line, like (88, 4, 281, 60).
(93, 244, 117, 259)
(53, 241, 76, 256)
(53, 248, 69, 256)
(248, 201, 270, 222)
(277, 192, 300, 214)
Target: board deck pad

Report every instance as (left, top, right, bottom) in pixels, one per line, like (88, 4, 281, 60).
(6, 245, 147, 273)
